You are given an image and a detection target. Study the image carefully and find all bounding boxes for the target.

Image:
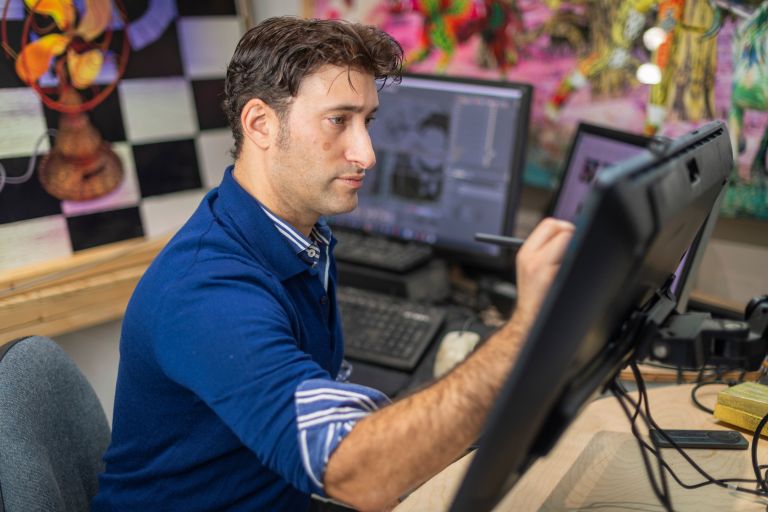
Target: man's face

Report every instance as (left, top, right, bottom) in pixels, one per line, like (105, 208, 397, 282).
(268, 65, 379, 223)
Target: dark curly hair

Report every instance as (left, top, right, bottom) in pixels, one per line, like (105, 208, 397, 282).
(223, 16, 403, 159)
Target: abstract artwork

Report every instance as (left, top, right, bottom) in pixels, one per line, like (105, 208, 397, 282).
(311, 0, 768, 221)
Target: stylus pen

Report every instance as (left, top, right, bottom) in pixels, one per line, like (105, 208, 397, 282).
(474, 233, 526, 250)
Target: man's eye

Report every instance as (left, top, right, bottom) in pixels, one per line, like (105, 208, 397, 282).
(365, 117, 376, 126)
(329, 116, 346, 126)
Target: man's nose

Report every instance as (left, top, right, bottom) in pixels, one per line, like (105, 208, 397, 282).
(347, 125, 376, 170)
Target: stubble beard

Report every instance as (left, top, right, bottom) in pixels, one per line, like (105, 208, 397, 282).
(276, 115, 291, 152)
(274, 117, 360, 218)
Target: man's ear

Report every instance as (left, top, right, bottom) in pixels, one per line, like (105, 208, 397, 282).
(240, 98, 279, 150)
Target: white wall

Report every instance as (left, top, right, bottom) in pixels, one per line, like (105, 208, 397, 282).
(697, 239, 768, 307)
(251, 0, 301, 20)
(57, 320, 122, 425)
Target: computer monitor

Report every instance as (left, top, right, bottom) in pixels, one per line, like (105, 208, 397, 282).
(550, 122, 650, 221)
(549, 122, 718, 314)
(449, 121, 732, 511)
(329, 73, 532, 270)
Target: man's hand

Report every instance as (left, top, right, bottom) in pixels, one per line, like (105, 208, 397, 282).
(514, 218, 575, 324)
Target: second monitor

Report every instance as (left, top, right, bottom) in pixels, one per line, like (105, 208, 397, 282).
(330, 73, 533, 271)
(549, 122, 719, 314)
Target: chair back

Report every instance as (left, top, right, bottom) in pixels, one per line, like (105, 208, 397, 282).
(0, 336, 110, 512)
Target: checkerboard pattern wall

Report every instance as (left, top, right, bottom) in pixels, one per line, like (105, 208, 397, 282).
(0, 1, 244, 270)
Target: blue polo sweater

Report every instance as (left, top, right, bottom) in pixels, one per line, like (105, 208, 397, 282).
(93, 168, 354, 511)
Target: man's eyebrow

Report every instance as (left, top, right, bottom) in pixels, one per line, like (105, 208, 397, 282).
(326, 105, 379, 115)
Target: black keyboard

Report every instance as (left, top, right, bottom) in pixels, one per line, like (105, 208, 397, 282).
(333, 230, 432, 273)
(337, 286, 446, 371)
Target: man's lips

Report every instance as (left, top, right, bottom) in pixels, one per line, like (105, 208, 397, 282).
(337, 174, 365, 187)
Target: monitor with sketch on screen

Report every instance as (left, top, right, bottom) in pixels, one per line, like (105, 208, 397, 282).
(329, 73, 532, 270)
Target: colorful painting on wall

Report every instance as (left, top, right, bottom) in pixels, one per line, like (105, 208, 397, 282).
(311, 0, 768, 221)
(0, 0, 244, 270)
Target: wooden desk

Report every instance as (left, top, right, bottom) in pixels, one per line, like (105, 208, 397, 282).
(396, 384, 768, 511)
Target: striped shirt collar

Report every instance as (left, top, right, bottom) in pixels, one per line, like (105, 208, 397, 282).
(257, 203, 331, 265)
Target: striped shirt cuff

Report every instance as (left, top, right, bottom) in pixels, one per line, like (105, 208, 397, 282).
(295, 379, 391, 492)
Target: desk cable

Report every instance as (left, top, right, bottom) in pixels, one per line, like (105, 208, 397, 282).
(689, 365, 747, 415)
(610, 361, 768, 511)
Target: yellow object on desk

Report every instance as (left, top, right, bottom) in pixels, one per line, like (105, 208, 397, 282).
(714, 382, 768, 436)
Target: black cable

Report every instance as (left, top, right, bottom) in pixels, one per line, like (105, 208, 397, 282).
(689, 368, 746, 415)
(751, 411, 768, 493)
(632, 363, 734, 491)
(620, 362, 768, 498)
(696, 364, 707, 384)
(609, 383, 673, 510)
(690, 381, 730, 414)
(613, 381, 762, 491)
(630, 363, 673, 508)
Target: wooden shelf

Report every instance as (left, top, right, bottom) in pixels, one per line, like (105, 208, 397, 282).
(619, 364, 760, 383)
(0, 235, 170, 342)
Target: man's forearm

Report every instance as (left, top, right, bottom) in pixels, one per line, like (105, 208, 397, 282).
(324, 310, 531, 510)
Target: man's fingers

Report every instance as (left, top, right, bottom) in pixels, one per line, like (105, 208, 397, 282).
(537, 228, 574, 265)
(520, 218, 574, 253)
(516, 228, 574, 277)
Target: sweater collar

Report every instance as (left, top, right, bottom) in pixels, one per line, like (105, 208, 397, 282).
(217, 166, 325, 281)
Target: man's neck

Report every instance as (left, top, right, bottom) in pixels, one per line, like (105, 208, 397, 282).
(232, 157, 317, 237)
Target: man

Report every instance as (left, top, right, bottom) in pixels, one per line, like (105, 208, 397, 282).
(93, 17, 573, 511)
